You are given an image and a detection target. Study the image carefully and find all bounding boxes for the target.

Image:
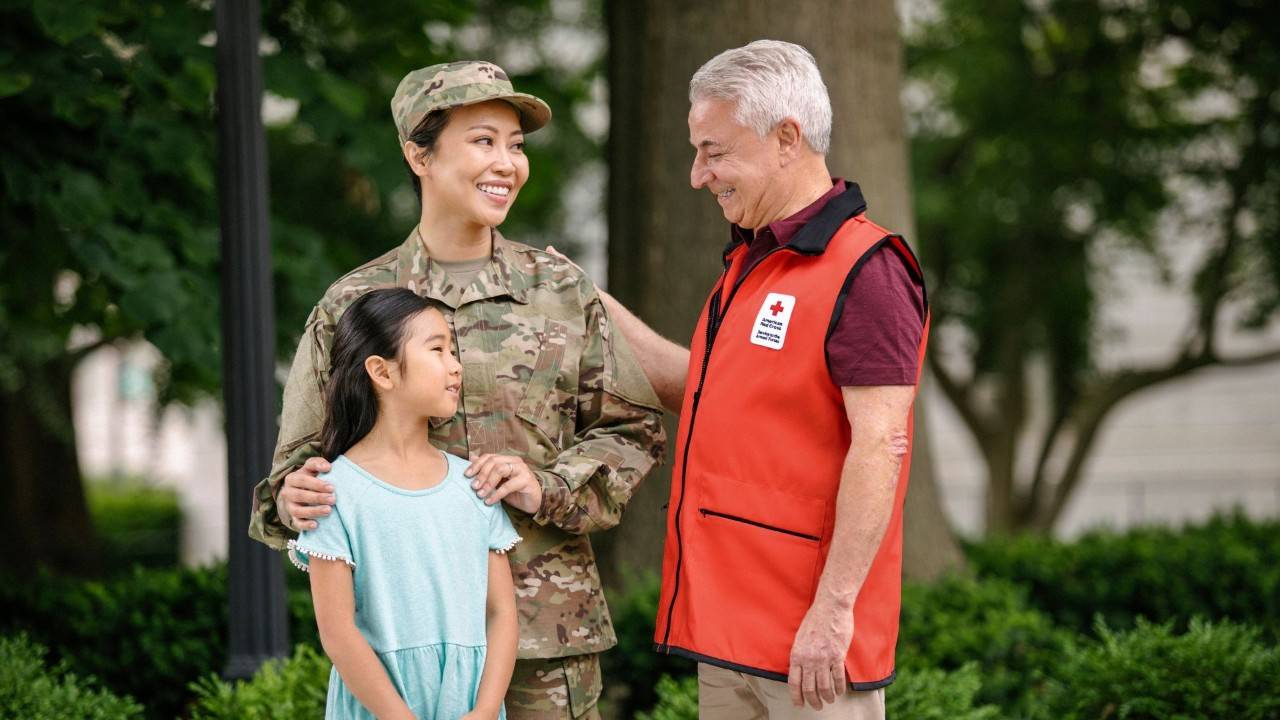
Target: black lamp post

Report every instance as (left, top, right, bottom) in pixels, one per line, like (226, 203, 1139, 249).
(214, 0, 289, 678)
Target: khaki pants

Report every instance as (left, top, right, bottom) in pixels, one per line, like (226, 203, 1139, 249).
(505, 654, 603, 720)
(698, 663, 886, 720)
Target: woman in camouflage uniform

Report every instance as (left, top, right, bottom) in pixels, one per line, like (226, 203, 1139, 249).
(248, 61, 666, 720)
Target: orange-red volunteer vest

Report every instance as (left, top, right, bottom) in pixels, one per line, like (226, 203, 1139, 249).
(654, 183, 930, 689)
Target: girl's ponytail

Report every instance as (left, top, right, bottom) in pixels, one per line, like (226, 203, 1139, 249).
(319, 288, 434, 460)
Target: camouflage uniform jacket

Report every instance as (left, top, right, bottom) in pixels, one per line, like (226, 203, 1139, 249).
(249, 229, 667, 659)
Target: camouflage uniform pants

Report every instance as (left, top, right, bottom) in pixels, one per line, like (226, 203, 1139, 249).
(506, 653, 602, 720)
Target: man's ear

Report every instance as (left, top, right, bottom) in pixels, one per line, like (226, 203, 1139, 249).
(364, 355, 396, 392)
(403, 140, 430, 177)
(775, 117, 805, 165)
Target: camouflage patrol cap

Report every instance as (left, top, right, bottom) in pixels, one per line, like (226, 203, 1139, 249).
(392, 60, 552, 143)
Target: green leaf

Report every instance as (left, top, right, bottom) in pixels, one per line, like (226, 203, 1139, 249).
(119, 273, 183, 326)
(0, 71, 32, 98)
(182, 57, 215, 95)
(49, 170, 112, 227)
(33, 0, 102, 44)
(316, 72, 366, 118)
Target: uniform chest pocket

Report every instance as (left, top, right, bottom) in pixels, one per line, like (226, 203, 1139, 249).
(514, 318, 575, 448)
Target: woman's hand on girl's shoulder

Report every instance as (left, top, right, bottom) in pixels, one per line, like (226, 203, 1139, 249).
(465, 453, 543, 515)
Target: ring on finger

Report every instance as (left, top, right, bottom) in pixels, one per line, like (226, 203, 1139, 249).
(505, 461, 513, 476)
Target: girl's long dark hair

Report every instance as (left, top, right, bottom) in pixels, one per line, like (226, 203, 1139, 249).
(320, 288, 435, 460)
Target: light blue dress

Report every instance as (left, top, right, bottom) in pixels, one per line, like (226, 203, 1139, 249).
(288, 452, 521, 720)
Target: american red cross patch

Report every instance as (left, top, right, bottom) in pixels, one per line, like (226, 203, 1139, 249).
(750, 293, 795, 350)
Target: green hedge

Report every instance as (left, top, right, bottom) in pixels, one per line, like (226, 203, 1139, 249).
(0, 634, 144, 719)
(966, 513, 1280, 638)
(898, 574, 1070, 715)
(87, 481, 183, 574)
(0, 565, 227, 719)
(0, 559, 321, 719)
(1038, 619, 1280, 720)
(887, 664, 1001, 720)
(6, 513, 1277, 718)
(189, 644, 331, 720)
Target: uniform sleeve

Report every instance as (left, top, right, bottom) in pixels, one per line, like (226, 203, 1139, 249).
(248, 305, 336, 550)
(826, 247, 926, 387)
(287, 488, 355, 572)
(531, 284, 667, 534)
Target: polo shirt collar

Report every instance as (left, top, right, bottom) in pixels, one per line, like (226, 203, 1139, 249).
(722, 181, 868, 261)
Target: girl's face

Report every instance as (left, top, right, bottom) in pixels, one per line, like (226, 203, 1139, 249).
(392, 308, 462, 418)
(419, 100, 529, 228)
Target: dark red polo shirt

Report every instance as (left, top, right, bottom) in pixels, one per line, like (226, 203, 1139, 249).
(733, 179, 925, 386)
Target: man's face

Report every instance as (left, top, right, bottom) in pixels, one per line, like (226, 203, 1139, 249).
(688, 98, 779, 230)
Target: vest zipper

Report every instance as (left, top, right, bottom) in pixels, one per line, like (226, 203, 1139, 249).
(658, 244, 796, 652)
(698, 508, 820, 542)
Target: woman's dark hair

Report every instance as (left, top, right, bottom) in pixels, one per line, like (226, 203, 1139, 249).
(320, 288, 435, 460)
(403, 109, 452, 206)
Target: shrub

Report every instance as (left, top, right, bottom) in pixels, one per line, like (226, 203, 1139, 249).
(189, 644, 331, 719)
(88, 481, 183, 574)
(635, 665, 1002, 720)
(0, 558, 322, 719)
(0, 565, 227, 719)
(898, 574, 1069, 715)
(600, 572, 695, 717)
(967, 513, 1280, 638)
(1039, 619, 1280, 720)
(0, 634, 144, 719)
(887, 664, 1002, 720)
(635, 674, 698, 720)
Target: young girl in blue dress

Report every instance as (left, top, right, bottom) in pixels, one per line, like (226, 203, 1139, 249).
(289, 288, 521, 720)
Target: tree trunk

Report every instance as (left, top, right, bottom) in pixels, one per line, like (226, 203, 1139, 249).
(0, 358, 100, 577)
(901, 374, 964, 580)
(602, 0, 962, 585)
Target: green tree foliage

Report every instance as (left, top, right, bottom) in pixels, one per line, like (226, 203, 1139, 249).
(909, 0, 1280, 532)
(0, 0, 600, 574)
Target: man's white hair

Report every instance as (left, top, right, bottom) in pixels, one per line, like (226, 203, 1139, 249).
(689, 39, 832, 155)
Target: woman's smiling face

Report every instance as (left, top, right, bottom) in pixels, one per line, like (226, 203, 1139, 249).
(418, 100, 529, 228)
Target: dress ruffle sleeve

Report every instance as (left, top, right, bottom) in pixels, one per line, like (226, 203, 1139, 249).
(287, 501, 356, 572)
(487, 503, 522, 554)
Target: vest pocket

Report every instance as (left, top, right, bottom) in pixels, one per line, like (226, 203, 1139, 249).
(698, 509, 820, 543)
(685, 472, 829, 671)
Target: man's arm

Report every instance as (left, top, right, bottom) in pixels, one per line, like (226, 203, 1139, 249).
(597, 290, 689, 413)
(248, 308, 334, 548)
(787, 385, 916, 710)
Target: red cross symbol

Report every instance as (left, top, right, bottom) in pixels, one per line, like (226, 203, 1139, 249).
(769, 301, 785, 316)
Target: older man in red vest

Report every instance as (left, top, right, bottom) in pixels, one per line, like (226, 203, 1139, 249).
(596, 40, 929, 719)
